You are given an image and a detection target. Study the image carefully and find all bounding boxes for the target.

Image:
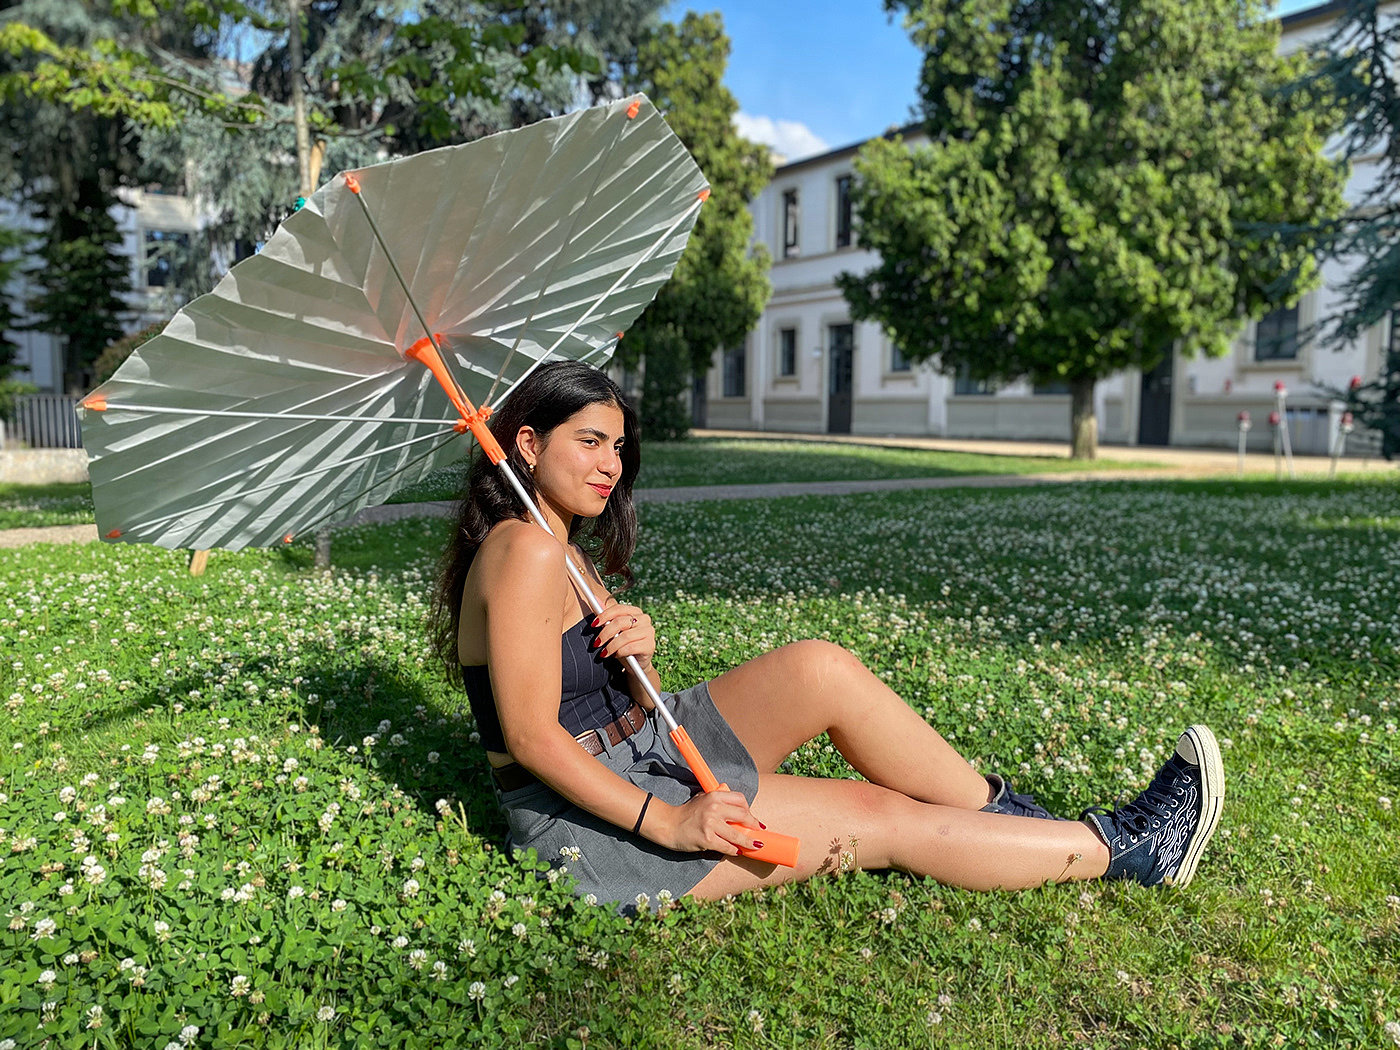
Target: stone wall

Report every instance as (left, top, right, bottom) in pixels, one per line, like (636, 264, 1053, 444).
(0, 449, 90, 484)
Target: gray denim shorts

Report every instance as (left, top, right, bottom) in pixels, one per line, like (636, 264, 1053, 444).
(493, 680, 759, 914)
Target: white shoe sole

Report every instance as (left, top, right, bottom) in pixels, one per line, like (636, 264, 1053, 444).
(1165, 724, 1225, 888)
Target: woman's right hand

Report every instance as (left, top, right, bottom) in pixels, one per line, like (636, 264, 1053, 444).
(651, 786, 765, 855)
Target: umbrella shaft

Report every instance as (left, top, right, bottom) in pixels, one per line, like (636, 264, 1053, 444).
(494, 459, 679, 735)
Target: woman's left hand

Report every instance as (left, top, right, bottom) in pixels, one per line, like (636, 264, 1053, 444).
(591, 599, 655, 670)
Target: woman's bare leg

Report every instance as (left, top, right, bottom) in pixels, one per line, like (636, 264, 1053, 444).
(707, 640, 991, 809)
(688, 774, 1108, 899)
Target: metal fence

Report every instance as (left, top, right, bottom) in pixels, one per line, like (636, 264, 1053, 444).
(0, 394, 83, 449)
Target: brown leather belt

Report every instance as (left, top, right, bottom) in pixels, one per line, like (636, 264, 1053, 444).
(490, 701, 647, 792)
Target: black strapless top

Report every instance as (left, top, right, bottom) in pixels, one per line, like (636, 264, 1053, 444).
(461, 616, 634, 753)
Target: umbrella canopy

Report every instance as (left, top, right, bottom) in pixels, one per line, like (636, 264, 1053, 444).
(79, 95, 707, 550)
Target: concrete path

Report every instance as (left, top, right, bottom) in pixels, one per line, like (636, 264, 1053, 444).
(2, 433, 1392, 549)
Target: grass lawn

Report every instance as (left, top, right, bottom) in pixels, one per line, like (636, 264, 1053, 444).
(1, 477, 1398, 1047)
(0, 439, 1144, 527)
(0, 482, 94, 529)
(386, 437, 1159, 504)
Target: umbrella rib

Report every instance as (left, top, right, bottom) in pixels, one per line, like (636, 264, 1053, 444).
(293, 428, 464, 539)
(483, 99, 639, 408)
(496, 196, 705, 405)
(95, 402, 457, 426)
(130, 424, 462, 534)
(346, 186, 472, 410)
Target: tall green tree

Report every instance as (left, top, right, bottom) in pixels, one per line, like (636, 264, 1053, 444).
(839, 0, 1347, 458)
(624, 10, 771, 439)
(4, 1, 606, 301)
(1298, 0, 1400, 458)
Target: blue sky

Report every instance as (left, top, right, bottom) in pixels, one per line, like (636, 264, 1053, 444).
(683, 0, 1326, 162)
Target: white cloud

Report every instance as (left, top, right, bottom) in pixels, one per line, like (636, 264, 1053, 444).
(733, 113, 830, 164)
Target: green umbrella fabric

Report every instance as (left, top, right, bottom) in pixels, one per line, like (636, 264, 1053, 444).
(79, 95, 706, 550)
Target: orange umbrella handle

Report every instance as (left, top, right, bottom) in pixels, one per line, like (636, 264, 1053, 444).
(671, 727, 800, 868)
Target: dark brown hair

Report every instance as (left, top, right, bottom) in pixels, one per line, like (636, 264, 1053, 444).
(428, 361, 641, 668)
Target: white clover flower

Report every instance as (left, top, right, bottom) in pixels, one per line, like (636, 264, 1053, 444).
(504, 974, 519, 989)
(287, 886, 305, 900)
(230, 975, 251, 997)
(179, 1023, 200, 1044)
(331, 898, 347, 913)
(431, 960, 448, 981)
(634, 892, 650, 912)
(427, 752, 440, 764)
(458, 938, 476, 958)
(667, 973, 684, 996)
(926, 1011, 943, 1027)
(38, 969, 56, 988)
(512, 922, 527, 939)
(880, 907, 898, 925)
(317, 1006, 336, 1022)
(85, 1004, 104, 1029)
(747, 1009, 763, 1034)
(468, 981, 486, 1002)
(408, 949, 427, 971)
(1384, 1020, 1400, 1047)
(31, 918, 57, 940)
(392, 935, 409, 949)
(401, 878, 420, 898)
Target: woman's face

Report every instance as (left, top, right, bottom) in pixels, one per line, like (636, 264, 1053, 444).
(521, 401, 627, 522)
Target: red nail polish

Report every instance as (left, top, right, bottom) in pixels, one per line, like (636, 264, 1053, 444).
(592, 618, 600, 627)
(752, 840, 764, 849)
(759, 822, 767, 830)
(592, 637, 602, 647)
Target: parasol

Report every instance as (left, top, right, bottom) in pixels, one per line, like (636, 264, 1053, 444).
(78, 95, 798, 868)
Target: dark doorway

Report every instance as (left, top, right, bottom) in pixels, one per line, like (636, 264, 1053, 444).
(690, 374, 707, 429)
(827, 323, 854, 434)
(1138, 353, 1173, 446)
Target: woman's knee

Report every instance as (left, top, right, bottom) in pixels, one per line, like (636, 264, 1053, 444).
(781, 639, 868, 690)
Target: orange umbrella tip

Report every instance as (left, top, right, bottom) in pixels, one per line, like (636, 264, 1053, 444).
(105, 529, 122, 539)
(697, 187, 711, 202)
(614, 331, 624, 340)
(283, 533, 295, 544)
(83, 395, 107, 412)
(627, 99, 641, 119)
(344, 173, 361, 194)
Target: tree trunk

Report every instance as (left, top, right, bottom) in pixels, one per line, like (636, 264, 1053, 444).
(288, 0, 313, 199)
(289, 0, 332, 569)
(1069, 375, 1098, 460)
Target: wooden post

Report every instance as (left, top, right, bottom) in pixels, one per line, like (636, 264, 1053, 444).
(189, 550, 210, 576)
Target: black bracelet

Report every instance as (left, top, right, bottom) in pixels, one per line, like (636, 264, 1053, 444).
(632, 792, 654, 835)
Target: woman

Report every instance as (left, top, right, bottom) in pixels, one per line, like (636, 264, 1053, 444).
(431, 362, 1224, 912)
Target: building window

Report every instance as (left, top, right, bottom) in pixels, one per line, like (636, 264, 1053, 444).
(953, 364, 994, 395)
(1033, 379, 1070, 395)
(722, 344, 746, 397)
(889, 342, 912, 372)
(777, 327, 797, 377)
(1255, 304, 1300, 361)
(835, 175, 853, 249)
(144, 230, 189, 288)
(782, 189, 799, 258)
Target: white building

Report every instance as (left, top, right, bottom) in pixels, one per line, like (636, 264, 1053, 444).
(2, 187, 200, 395)
(698, 2, 1392, 454)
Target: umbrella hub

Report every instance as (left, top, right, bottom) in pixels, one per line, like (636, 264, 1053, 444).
(405, 334, 506, 463)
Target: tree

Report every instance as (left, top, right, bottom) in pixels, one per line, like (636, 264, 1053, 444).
(624, 11, 771, 439)
(4, 1, 606, 302)
(1294, 0, 1400, 458)
(839, 0, 1347, 458)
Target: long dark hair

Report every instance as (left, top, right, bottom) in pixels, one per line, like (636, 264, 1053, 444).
(429, 361, 641, 667)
